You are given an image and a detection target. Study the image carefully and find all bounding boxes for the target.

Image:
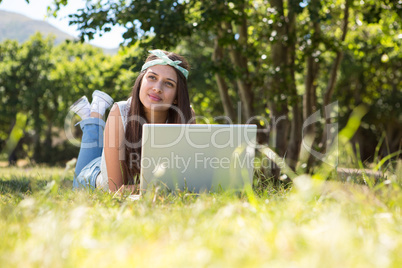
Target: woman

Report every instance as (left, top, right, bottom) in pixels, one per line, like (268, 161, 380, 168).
(70, 50, 194, 192)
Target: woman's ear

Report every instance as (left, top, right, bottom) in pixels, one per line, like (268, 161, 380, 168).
(173, 99, 178, 105)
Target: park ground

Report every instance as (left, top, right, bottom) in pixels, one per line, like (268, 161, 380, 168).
(1, 161, 401, 268)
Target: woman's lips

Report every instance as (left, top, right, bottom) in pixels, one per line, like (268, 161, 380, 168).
(148, 93, 162, 102)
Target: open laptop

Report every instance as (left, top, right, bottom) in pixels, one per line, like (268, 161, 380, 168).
(139, 124, 257, 193)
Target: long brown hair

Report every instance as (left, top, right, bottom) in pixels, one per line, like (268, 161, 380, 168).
(123, 50, 192, 183)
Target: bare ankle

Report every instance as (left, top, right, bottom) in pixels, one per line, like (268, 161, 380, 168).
(90, 112, 102, 119)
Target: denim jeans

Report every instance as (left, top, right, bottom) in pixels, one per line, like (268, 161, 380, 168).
(72, 117, 106, 190)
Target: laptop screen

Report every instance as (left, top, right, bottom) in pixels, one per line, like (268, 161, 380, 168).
(139, 124, 257, 193)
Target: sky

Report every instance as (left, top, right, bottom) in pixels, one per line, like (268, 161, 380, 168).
(0, 0, 125, 49)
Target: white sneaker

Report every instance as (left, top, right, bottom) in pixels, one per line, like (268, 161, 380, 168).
(69, 96, 90, 119)
(91, 90, 114, 116)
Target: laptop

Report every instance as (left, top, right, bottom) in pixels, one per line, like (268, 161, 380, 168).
(139, 124, 257, 193)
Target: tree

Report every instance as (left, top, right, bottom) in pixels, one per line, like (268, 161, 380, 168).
(0, 39, 24, 163)
(0, 34, 55, 162)
(0, 34, 131, 164)
(48, 0, 401, 170)
(2, 0, 400, 173)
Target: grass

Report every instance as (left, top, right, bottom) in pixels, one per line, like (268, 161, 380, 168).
(0, 160, 401, 268)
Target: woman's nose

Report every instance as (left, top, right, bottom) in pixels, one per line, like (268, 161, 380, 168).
(152, 86, 162, 93)
(152, 81, 163, 93)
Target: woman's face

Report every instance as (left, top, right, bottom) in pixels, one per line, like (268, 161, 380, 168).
(139, 64, 178, 114)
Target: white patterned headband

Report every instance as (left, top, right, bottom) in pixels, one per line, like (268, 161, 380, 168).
(141, 50, 189, 79)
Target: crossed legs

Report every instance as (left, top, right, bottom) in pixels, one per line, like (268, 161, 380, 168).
(70, 90, 114, 188)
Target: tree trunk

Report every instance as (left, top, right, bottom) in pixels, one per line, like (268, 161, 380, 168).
(288, 100, 302, 170)
(213, 34, 236, 121)
(227, 48, 253, 121)
(224, 11, 254, 121)
(269, 0, 290, 178)
(303, 34, 319, 122)
(321, 0, 350, 151)
(32, 102, 42, 163)
(323, 1, 349, 107)
(303, 21, 320, 170)
(43, 120, 53, 163)
(285, 0, 301, 171)
(299, 0, 325, 170)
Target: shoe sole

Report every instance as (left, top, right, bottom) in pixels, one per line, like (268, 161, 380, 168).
(70, 96, 90, 113)
(93, 90, 114, 106)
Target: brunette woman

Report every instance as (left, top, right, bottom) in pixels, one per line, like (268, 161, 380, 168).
(70, 50, 194, 191)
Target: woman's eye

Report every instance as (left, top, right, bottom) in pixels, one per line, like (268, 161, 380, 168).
(166, 82, 174, 87)
(148, 75, 156, 80)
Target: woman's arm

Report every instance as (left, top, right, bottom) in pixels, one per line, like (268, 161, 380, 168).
(104, 103, 126, 191)
(191, 106, 196, 124)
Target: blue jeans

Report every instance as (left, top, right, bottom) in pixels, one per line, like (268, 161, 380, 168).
(72, 117, 106, 189)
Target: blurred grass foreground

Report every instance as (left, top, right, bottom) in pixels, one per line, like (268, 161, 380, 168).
(0, 161, 401, 267)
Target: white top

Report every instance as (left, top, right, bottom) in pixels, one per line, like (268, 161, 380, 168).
(96, 98, 190, 190)
(96, 97, 132, 191)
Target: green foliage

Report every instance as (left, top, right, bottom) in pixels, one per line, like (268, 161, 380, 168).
(0, 34, 138, 164)
(1, 0, 401, 169)
(334, 2, 402, 159)
(0, 34, 55, 161)
(0, 31, 224, 164)
(49, 0, 402, 123)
